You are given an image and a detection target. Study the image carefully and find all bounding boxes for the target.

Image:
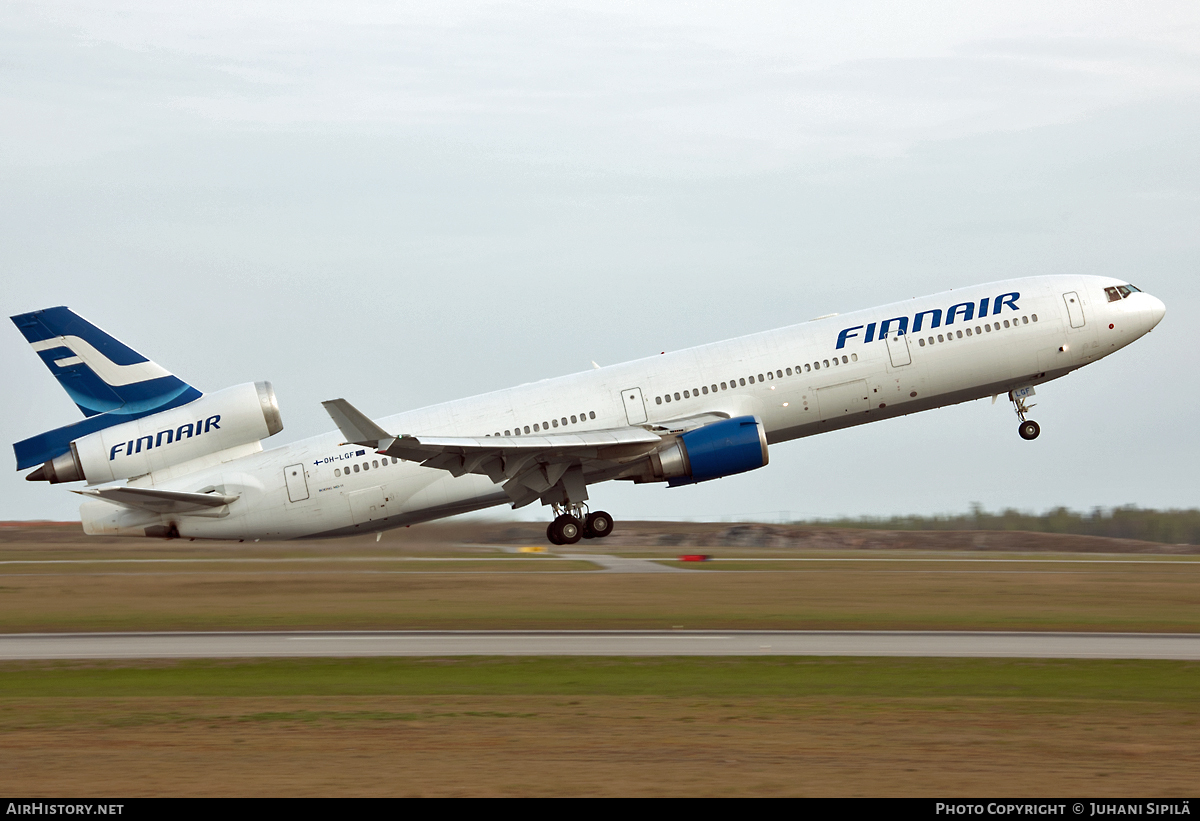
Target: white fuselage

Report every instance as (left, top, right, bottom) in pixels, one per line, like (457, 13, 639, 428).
(80, 274, 1165, 540)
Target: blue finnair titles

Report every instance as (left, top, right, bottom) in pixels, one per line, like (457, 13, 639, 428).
(107, 415, 222, 462)
(10, 308, 202, 469)
(836, 291, 1021, 348)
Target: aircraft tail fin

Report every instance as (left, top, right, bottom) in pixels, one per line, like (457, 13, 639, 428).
(11, 307, 204, 470)
(11, 307, 201, 418)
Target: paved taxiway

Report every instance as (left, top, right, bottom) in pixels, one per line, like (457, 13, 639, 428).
(1, 630, 1197, 660)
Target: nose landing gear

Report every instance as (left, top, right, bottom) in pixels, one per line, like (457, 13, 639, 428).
(546, 504, 614, 545)
(1010, 389, 1041, 440)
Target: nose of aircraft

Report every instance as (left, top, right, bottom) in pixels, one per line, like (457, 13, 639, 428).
(1144, 294, 1166, 331)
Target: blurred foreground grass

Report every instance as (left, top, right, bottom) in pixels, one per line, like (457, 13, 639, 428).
(2, 657, 1197, 796)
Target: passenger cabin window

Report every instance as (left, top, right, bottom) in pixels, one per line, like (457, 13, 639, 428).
(334, 468, 341, 477)
(589, 411, 596, 419)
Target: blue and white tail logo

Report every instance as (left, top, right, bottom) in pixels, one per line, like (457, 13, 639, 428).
(11, 307, 203, 469)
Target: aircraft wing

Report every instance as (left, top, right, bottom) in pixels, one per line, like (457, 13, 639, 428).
(74, 486, 239, 514)
(322, 397, 669, 508)
(646, 412, 730, 434)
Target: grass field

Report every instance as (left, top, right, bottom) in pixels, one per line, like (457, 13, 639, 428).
(2, 522, 1198, 796)
(0, 656, 1196, 796)
(1, 556, 1196, 632)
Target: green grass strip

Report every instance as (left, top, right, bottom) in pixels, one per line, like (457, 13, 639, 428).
(0, 657, 1196, 702)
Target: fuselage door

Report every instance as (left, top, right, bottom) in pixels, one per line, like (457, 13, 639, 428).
(1063, 291, 1086, 328)
(284, 464, 309, 503)
(621, 387, 648, 425)
(884, 331, 912, 368)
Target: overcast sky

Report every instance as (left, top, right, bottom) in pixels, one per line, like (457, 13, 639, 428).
(3, 1, 1198, 523)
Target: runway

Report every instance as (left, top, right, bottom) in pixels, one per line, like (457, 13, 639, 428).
(1, 630, 1197, 660)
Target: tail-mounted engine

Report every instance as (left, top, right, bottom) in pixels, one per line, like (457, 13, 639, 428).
(28, 382, 283, 484)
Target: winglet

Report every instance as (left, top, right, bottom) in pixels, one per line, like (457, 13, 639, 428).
(321, 399, 394, 448)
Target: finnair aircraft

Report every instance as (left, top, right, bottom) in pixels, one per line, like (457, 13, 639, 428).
(12, 275, 1164, 545)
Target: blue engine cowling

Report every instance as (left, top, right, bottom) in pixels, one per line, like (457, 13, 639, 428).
(657, 415, 769, 487)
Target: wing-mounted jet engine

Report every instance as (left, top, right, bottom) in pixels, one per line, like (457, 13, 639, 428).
(647, 415, 769, 486)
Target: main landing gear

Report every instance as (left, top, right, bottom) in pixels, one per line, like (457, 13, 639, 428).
(546, 504, 614, 546)
(1009, 390, 1041, 441)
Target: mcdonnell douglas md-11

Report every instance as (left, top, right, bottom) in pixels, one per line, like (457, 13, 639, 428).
(11, 275, 1165, 544)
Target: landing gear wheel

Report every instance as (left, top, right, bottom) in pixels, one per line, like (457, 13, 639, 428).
(549, 514, 583, 545)
(584, 511, 613, 539)
(1018, 420, 1041, 441)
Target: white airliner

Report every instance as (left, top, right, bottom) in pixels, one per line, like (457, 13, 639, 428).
(12, 275, 1164, 544)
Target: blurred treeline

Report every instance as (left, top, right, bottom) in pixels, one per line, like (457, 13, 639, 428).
(810, 505, 1200, 545)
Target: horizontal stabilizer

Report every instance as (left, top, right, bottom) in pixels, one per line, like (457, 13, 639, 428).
(321, 399, 393, 447)
(75, 486, 238, 514)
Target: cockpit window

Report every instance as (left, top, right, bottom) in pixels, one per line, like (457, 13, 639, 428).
(1105, 284, 1143, 302)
